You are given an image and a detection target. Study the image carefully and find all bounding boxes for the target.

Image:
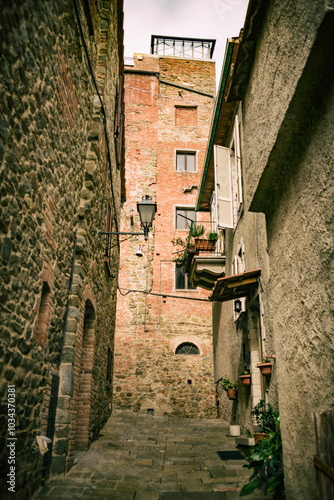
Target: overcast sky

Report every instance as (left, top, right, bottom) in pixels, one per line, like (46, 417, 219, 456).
(123, 0, 249, 87)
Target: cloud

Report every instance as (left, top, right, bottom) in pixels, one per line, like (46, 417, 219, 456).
(123, 0, 248, 84)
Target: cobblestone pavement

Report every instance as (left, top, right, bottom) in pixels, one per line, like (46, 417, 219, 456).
(33, 410, 271, 499)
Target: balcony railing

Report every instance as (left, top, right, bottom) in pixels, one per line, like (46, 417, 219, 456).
(124, 57, 134, 66)
(175, 221, 226, 290)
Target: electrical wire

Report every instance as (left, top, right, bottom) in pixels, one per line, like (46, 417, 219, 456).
(124, 85, 214, 109)
(118, 287, 210, 302)
(72, 0, 120, 249)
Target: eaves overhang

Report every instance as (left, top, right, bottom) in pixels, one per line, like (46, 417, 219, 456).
(228, 0, 268, 102)
(196, 38, 240, 212)
(210, 268, 261, 302)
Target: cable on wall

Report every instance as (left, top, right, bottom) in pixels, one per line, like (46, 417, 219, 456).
(72, 0, 120, 250)
(124, 85, 214, 109)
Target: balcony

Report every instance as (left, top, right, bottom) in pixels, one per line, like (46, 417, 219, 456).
(180, 222, 226, 290)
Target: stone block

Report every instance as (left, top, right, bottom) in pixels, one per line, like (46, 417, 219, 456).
(51, 455, 67, 475)
(235, 436, 255, 446)
(54, 438, 69, 455)
(60, 363, 74, 397)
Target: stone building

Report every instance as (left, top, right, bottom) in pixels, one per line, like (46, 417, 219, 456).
(197, 0, 334, 498)
(194, 35, 273, 434)
(113, 36, 217, 418)
(0, 0, 124, 498)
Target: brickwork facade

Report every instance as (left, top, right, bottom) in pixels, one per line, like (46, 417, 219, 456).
(0, 1, 124, 498)
(114, 51, 217, 418)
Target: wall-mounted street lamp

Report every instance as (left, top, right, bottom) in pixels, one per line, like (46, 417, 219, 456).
(234, 299, 242, 314)
(99, 195, 157, 241)
(136, 196, 157, 240)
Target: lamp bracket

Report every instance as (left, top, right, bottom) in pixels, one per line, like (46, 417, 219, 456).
(98, 231, 145, 237)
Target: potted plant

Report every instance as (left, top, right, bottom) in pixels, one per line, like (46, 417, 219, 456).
(256, 358, 272, 379)
(221, 376, 237, 400)
(241, 413, 284, 498)
(172, 225, 205, 264)
(239, 370, 251, 386)
(207, 231, 219, 242)
(195, 230, 219, 252)
(251, 399, 277, 443)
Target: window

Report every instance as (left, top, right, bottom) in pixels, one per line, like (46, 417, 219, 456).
(213, 104, 243, 229)
(232, 242, 246, 321)
(232, 243, 245, 275)
(176, 152, 196, 172)
(175, 264, 196, 290)
(176, 208, 195, 230)
(175, 342, 200, 355)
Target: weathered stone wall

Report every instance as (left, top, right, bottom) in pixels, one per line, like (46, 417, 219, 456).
(0, 1, 123, 498)
(114, 53, 217, 418)
(239, 1, 334, 497)
(213, 210, 273, 433)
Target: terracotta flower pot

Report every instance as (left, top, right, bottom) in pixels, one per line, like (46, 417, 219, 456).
(195, 238, 216, 252)
(227, 388, 237, 400)
(257, 362, 272, 379)
(239, 374, 251, 386)
(254, 432, 269, 444)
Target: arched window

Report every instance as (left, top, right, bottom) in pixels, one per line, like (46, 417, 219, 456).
(175, 342, 200, 355)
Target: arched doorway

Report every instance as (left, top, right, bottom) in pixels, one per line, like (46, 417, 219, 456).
(74, 299, 96, 450)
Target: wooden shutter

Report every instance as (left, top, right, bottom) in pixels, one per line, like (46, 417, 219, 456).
(214, 145, 233, 229)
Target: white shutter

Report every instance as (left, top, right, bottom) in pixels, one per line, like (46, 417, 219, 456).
(235, 115, 243, 209)
(214, 145, 233, 229)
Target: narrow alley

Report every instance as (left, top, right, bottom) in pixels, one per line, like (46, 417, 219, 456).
(33, 411, 269, 499)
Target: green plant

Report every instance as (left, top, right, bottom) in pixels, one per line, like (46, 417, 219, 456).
(241, 414, 285, 498)
(190, 224, 205, 239)
(251, 400, 276, 433)
(207, 231, 219, 242)
(221, 377, 236, 391)
(258, 357, 271, 364)
(171, 225, 205, 265)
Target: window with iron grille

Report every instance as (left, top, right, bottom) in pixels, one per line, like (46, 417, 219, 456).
(175, 342, 200, 355)
(176, 151, 196, 172)
(175, 264, 196, 290)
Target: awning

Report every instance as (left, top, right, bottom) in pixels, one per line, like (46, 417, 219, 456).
(210, 268, 261, 302)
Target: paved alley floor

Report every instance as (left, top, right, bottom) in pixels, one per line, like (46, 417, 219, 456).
(34, 410, 271, 499)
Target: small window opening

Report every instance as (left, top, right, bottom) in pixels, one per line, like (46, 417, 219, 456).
(175, 342, 200, 355)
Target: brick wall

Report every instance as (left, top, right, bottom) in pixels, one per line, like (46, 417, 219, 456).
(114, 53, 217, 418)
